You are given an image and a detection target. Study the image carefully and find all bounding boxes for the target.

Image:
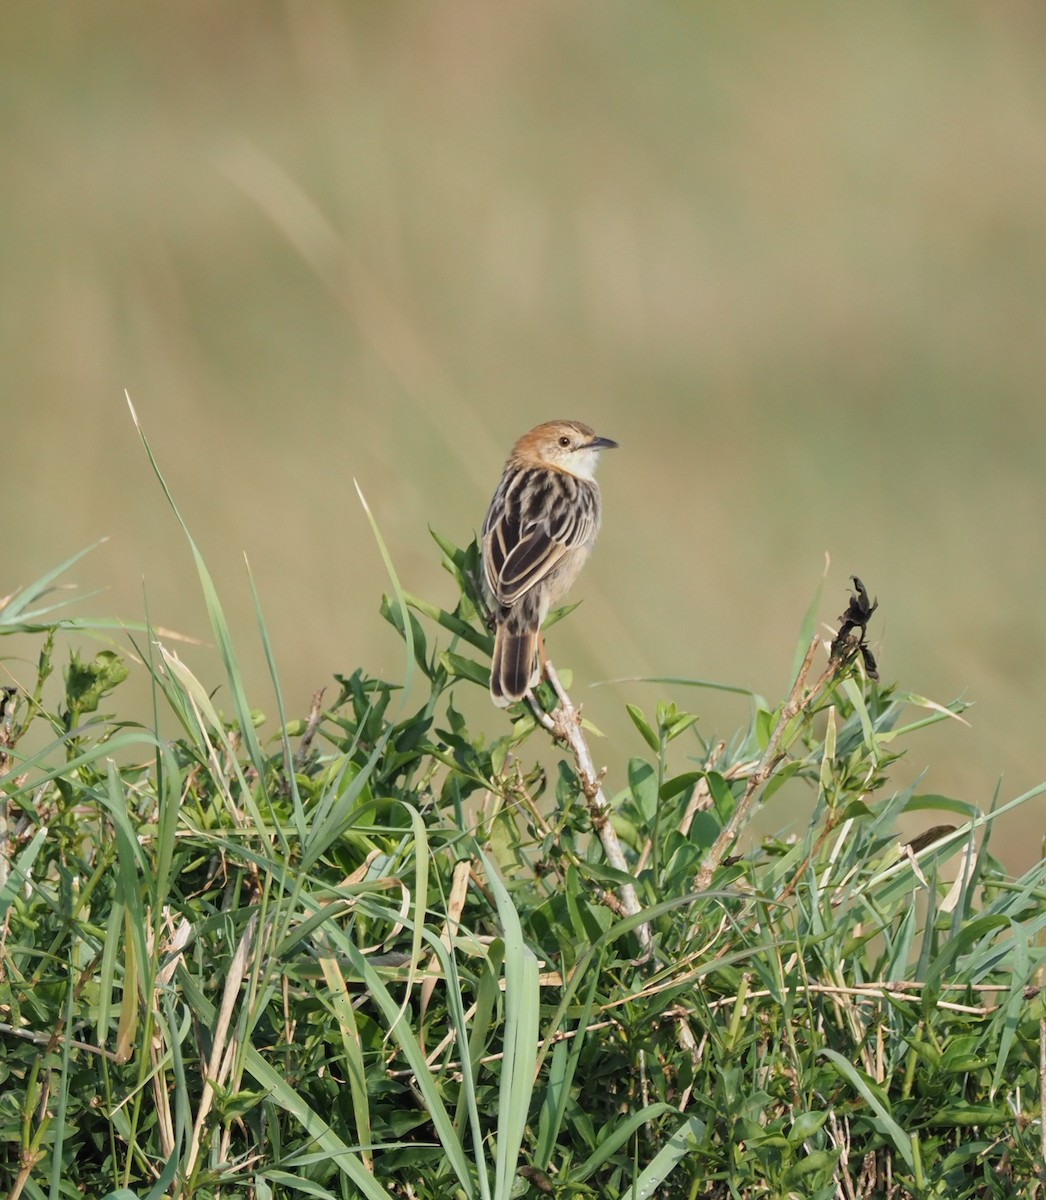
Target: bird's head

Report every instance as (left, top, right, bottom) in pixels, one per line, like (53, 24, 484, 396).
(511, 420, 618, 481)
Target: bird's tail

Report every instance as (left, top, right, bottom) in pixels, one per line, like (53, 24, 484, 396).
(490, 625, 540, 707)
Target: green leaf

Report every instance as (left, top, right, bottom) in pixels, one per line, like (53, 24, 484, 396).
(665, 711, 699, 741)
(404, 589, 493, 653)
(627, 758, 658, 822)
(903, 793, 980, 819)
(931, 1104, 1010, 1127)
(659, 770, 704, 802)
(542, 600, 582, 629)
(783, 1150, 838, 1183)
(439, 650, 490, 688)
(626, 703, 659, 752)
(789, 1110, 828, 1142)
(755, 705, 775, 750)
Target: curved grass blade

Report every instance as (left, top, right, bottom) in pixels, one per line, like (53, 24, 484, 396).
(477, 850, 540, 1200)
(630, 1114, 707, 1199)
(819, 1048, 915, 1172)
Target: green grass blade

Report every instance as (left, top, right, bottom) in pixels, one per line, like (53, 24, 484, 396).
(630, 1114, 707, 1199)
(990, 919, 1028, 1098)
(312, 920, 477, 1197)
(819, 1048, 915, 1171)
(477, 850, 540, 1200)
(48, 967, 78, 1200)
(355, 480, 415, 709)
(0, 825, 48, 923)
(126, 393, 270, 785)
(317, 951, 373, 1171)
(789, 566, 826, 683)
(246, 556, 308, 841)
(175, 963, 397, 1199)
(0, 538, 107, 625)
(534, 948, 603, 1170)
(569, 1104, 682, 1184)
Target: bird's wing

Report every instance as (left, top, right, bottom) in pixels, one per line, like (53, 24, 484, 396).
(491, 526, 572, 607)
(484, 475, 597, 607)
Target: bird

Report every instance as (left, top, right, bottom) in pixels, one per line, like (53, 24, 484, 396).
(482, 419, 618, 707)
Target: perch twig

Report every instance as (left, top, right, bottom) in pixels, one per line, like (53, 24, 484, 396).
(531, 660, 652, 957)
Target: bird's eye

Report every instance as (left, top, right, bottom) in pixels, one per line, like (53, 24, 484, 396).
(558, 435, 571, 448)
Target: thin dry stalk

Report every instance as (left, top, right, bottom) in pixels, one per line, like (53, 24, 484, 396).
(184, 911, 259, 1182)
(684, 979, 1011, 1018)
(695, 631, 865, 891)
(0, 687, 17, 898)
(532, 659, 652, 956)
(386, 1014, 623, 1079)
(827, 1109, 857, 1200)
(293, 686, 327, 772)
(419, 859, 471, 1041)
(695, 635, 821, 890)
(0, 1022, 121, 1061)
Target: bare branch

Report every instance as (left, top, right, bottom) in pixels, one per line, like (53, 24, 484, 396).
(531, 660, 652, 957)
(695, 631, 866, 891)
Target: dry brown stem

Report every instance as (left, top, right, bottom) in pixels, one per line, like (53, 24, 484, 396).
(531, 660, 652, 956)
(695, 633, 863, 891)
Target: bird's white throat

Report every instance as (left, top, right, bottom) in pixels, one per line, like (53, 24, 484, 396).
(566, 446, 603, 481)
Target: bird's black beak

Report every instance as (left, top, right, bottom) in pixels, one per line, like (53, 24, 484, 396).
(587, 436, 619, 451)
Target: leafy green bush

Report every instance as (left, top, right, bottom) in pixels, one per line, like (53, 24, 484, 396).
(2, 488, 1045, 1199)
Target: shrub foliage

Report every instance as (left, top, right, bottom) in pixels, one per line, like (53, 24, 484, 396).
(1, 528, 1045, 1200)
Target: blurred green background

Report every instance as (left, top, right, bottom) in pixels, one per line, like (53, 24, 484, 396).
(5, 3, 1046, 867)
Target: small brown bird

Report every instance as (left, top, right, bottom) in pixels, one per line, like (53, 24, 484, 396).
(482, 419, 618, 707)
